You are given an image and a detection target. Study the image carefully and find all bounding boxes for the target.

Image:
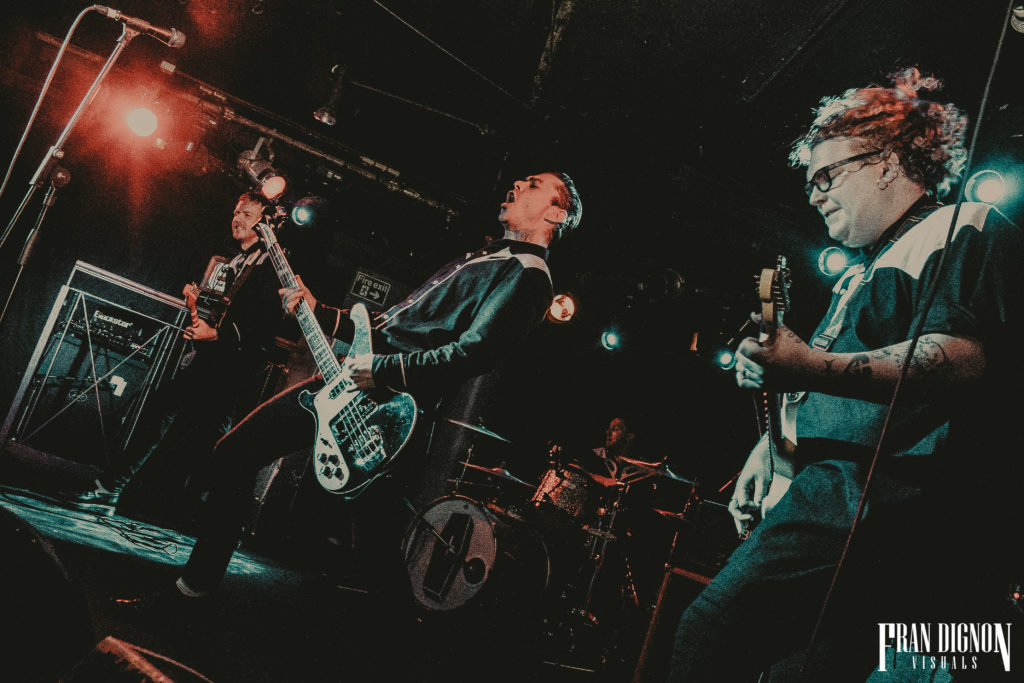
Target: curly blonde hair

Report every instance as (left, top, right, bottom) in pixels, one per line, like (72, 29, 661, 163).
(790, 68, 968, 198)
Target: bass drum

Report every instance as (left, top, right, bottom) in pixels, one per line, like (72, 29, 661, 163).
(402, 495, 549, 612)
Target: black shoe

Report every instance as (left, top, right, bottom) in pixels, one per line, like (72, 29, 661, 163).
(109, 578, 214, 615)
(64, 482, 121, 517)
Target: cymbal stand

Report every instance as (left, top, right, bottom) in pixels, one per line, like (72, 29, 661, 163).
(631, 486, 709, 683)
(0, 23, 140, 331)
(571, 481, 628, 626)
(400, 496, 461, 558)
(447, 445, 473, 494)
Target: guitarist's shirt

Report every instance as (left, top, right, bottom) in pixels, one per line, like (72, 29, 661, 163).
(314, 238, 553, 396)
(192, 243, 292, 401)
(795, 200, 1024, 461)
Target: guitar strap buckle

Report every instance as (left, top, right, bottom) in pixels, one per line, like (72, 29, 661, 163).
(810, 333, 835, 350)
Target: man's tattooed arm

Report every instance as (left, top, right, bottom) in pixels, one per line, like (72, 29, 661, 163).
(809, 334, 982, 402)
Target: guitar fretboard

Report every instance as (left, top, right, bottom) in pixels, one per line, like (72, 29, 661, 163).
(257, 225, 343, 385)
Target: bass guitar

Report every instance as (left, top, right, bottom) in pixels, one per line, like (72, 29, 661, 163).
(253, 222, 418, 498)
(736, 255, 796, 538)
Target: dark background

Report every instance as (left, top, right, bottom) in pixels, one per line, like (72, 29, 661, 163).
(2, 0, 1023, 491)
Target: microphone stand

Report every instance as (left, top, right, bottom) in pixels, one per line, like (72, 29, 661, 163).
(0, 23, 140, 329)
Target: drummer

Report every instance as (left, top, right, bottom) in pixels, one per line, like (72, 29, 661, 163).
(575, 417, 661, 486)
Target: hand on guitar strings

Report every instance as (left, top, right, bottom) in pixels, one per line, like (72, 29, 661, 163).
(343, 353, 376, 391)
(728, 435, 772, 527)
(734, 324, 813, 391)
(279, 274, 319, 316)
(183, 318, 218, 342)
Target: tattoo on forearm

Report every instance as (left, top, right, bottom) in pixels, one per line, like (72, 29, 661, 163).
(838, 337, 954, 385)
(844, 354, 872, 379)
(909, 338, 953, 377)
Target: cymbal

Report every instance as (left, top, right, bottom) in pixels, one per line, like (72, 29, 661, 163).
(616, 456, 697, 486)
(651, 507, 687, 522)
(616, 455, 665, 473)
(447, 418, 512, 444)
(458, 461, 532, 487)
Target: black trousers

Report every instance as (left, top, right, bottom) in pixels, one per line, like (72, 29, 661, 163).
(669, 458, 1014, 682)
(180, 373, 428, 592)
(103, 355, 241, 492)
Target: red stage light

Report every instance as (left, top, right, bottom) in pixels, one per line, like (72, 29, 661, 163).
(259, 175, 287, 200)
(125, 107, 158, 137)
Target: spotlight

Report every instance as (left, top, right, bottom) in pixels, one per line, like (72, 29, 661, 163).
(546, 293, 578, 323)
(817, 246, 849, 277)
(714, 349, 736, 370)
(314, 64, 347, 127)
(125, 107, 159, 137)
(290, 196, 325, 226)
(238, 149, 287, 200)
(600, 329, 621, 350)
(965, 170, 1006, 204)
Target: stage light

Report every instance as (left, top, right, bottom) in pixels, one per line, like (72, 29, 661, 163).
(817, 246, 849, 277)
(292, 204, 314, 225)
(238, 149, 287, 200)
(125, 107, 159, 137)
(965, 170, 1006, 204)
(314, 64, 347, 126)
(546, 293, 577, 323)
(600, 329, 621, 350)
(714, 349, 736, 370)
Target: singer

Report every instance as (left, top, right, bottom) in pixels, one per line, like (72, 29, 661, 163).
(670, 68, 1024, 680)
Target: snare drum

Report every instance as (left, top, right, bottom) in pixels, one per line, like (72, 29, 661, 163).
(402, 495, 549, 612)
(529, 463, 604, 529)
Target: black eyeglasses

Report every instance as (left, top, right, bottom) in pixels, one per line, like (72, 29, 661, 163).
(803, 151, 881, 196)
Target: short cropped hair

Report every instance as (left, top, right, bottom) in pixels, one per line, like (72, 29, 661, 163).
(789, 68, 968, 199)
(236, 190, 276, 218)
(552, 171, 582, 239)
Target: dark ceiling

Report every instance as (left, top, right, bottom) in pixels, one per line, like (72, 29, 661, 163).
(2, 0, 1023, 472)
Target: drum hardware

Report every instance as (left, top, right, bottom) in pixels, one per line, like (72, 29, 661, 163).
(562, 481, 630, 629)
(446, 418, 512, 444)
(401, 496, 462, 558)
(616, 456, 698, 487)
(457, 461, 532, 488)
(651, 508, 687, 523)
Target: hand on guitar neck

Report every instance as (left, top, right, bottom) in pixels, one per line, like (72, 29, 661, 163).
(730, 257, 800, 538)
(182, 282, 218, 342)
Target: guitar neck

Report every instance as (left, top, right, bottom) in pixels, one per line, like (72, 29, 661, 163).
(262, 240, 343, 384)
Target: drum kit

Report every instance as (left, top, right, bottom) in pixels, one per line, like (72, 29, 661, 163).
(400, 418, 721, 674)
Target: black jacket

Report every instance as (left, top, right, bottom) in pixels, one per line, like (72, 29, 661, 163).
(315, 238, 553, 396)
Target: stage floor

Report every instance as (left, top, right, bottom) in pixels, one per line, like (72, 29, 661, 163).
(0, 450, 681, 682)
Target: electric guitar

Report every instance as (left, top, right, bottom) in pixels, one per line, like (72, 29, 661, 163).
(252, 222, 418, 498)
(736, 256, 796, 538)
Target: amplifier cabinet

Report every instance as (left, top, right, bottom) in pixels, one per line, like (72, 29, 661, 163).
(1, 261, 189, 469)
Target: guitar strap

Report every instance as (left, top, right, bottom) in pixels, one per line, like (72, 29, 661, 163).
(810, 202, 937, 352)
(785, 204, 936, 444)
(220, 248, 269, 310)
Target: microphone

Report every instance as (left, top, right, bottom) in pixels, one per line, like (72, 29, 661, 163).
(1012, 6, 1024, 34)
(94, 6, 186, 48)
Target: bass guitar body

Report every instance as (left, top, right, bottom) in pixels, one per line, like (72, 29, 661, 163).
(297, 304, 418, 498)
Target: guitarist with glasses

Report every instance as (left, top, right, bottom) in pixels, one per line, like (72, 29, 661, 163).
(671, 69, 1024, 681)
(173, 171, 582, 599)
